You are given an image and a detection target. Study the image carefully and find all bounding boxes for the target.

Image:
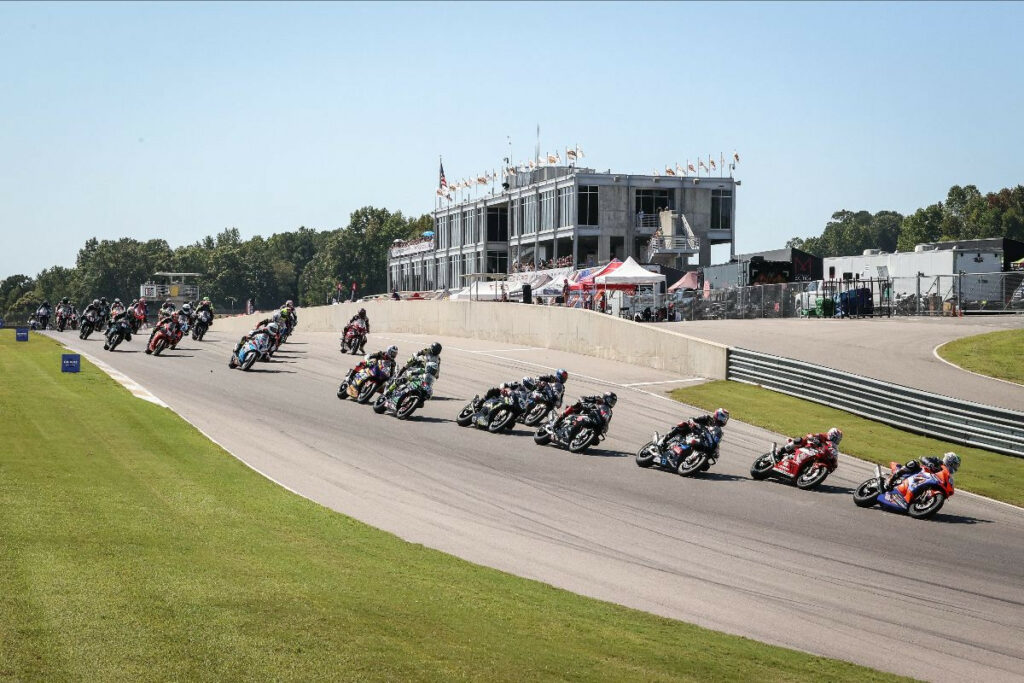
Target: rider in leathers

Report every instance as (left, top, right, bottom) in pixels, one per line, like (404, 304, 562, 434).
(103, 308, 133, 349)
(345, 345, 399, 385)
(883, 452, 960, 491)
(398, 343, 442, 380)
(659, 408, 729, 467)
(550, 392, 617, 438)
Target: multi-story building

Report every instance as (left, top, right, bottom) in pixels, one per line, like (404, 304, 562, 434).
(387, 165, 737, 292)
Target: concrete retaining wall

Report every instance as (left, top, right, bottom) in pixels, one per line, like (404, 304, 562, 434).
(220, 302, 729, 379)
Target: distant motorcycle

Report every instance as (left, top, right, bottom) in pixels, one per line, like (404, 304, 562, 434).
(749, 442, 837, 489)
(192, 309, 212, 341)
(229, 331, 272, 370)
(145, 321, 176, 356)
(79, 311, 99, 339)
(853, 462, 954, 519)
(520, 381, 564, 427)
(635, 425, 723, 475)
(534, 402, 613, 454)
(341, 320, 367, 355)
(457, 387, 528, 433)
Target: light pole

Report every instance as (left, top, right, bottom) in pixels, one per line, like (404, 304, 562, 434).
(226, 296, 237, 315)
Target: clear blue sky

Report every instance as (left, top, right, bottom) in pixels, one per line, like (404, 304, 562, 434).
(2, 1, 1022, 279)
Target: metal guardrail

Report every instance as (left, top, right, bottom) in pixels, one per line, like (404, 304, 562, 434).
(727, 347, 1024, 457)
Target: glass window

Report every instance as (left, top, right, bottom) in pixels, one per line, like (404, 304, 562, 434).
(487, 208, 508, 242)
(578, 186, 599, 226)
(524, 195, 538, 234)
(635, 189, 672, 215)
(486, 250, 508, 274)
(540, 190, 556, 231)
(557, 187, 574, 227)
(711, 190, 733, 230)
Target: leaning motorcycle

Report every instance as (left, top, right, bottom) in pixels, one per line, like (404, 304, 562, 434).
(520, 382, 564, 427)
(192, 309, 212, 341)
(104, 318, 132, 351)
(635, 425, 723, 475)
(145, 321, 176, 356)
(338, 359, 394, 403)
(341, 320, 367, 355)
(373, 361, 438, 419)
(533, 402, 612, 454)
(457, 387, 527, 433)
(229, 332, 271, 371)
(79, 311, 99, 339)
(55, 308, 69, 332)
(853, 462, 954, 519)
(749, 442, 837, 489)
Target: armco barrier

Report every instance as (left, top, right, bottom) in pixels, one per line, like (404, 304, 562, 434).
(219, 301, 729, 380)
(727, 347, 1024, 457)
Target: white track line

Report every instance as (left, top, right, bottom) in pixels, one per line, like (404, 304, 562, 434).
(932, 341, 1024, 389)
(73, 346, 168, 408)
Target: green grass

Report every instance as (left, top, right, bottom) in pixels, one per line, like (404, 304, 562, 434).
(671, 381, 1024, 507)
(936, 329, 1024, 385)
(0, 331, 906, 682)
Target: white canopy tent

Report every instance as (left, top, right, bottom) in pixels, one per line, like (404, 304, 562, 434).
(594, 257, 666, 286)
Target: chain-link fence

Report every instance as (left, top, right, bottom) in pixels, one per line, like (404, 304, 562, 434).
(658, 272, 1024, 321)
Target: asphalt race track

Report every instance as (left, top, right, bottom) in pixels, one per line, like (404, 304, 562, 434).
(46, 327, 1024, 682)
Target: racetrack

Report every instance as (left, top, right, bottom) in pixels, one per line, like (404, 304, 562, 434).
(46, 326, 1024, 682)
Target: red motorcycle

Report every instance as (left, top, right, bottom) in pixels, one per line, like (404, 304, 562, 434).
(749, 441, 838, 489)
(341, 319, 367, 355)
(145, 321, 176, 355)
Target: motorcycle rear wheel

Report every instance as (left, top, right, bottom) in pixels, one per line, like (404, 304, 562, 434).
(533, 428, 551, 445)
(676, 452, 708, 476)
(853, 479, 881, 507)
(908, 490, 945, 519)
(456, 403, 475, 427)
(488, 408, 515, 433)
(356, 381, 377, 404)
(372, 396, 388, 414)
(795, 463, 830, 490)
(749, 454, 775, 480)
(568, 428, 594, 454)
(395, 394, 419, 419)
(635, 442, 657, 468)
(523, 404, 548, 427)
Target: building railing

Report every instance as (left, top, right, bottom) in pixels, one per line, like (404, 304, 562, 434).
(140, 283, 199, 299)
(635, 214, 661, 228)
(646, 236, 700, 261)
(727, 347, 1024, 457)
(388, 238, 435, 258)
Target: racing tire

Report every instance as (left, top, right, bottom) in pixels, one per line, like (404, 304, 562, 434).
(488, 408, 515, 433)
(395, 394, 419, 420)
(337, 382, 349, 400)
(153, 339, 166, 356)
(372, 396, 387, 414)
(523, 404, 549, 427)
(533, 428, 551, 446)
(456, 403, 475, 427)
(568, 428, 594, 454)
(795, 463, 830, 490)
(241, 351, 258, 371)
(108, 337, 121, 352)
(356, 381, 377, 404)
(853, 479, 881, 507)
(907, 489, 946, 519)
(228, 357, 237, 369)
(750, 454, 775, 480)
(676, 452, 708, 477)
(635, 442, 658, 468)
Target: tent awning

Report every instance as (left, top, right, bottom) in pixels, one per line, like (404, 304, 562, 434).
(669, 271, 699, 291)
(595, 257, 666, 285)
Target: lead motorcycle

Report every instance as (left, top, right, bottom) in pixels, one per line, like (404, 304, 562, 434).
(104, 318, 132, 351)
(457, 386, 529, 433)
(749, 441, 837, 489)
(338, 358, 395, 403)
(341, 319, 367, 355)
(635, 424, 724, 476)
(533, 401, 613, 454)
(372, 360, 438, 419)
(853, 462, 954, 519)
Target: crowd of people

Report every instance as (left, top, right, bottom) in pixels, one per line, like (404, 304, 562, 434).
(510, 255, 575, 273)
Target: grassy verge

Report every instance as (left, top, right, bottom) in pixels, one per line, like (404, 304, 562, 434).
(0, 331, 904, 681)
(936, 329, 1024, 385)
(671, 381, 1024, 507)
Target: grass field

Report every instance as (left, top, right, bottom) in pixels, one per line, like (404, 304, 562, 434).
(671, 381, 1024, 507)
(0, 331, 905, 681)
(936, 328, 1024, 385)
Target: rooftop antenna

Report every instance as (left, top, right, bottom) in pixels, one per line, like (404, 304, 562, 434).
(535, 124, 540, 164)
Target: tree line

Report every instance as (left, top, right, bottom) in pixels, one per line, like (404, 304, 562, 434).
(1, 206, 430, 322)
(787, 184, 1024, 257)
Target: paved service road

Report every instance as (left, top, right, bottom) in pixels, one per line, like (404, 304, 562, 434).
(667, 316, 1024, 410)
(47, 328, 1024, 682)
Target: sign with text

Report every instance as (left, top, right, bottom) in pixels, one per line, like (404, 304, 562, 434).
(61, 354, 81, 373)
(16, 327, 29, 341)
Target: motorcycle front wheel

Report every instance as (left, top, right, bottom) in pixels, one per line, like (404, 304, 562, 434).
(372, 396, 387, 414)
(635, 442, 658, 468)
(568, 428, 594, 454)
(337, 382, 349, 400)
(533, 427, 551, 445)
(456, 403, 475, 427)
(241, 351, 258, 371)
(676, 452, 708, 476)
(749, 454, 775, 480)
(908, 489, 946, 519)
(853, 479, 881, 507)
(795, 463, 830, 490)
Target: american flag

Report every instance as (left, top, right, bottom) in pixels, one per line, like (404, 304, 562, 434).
(439, 160, 448, 192)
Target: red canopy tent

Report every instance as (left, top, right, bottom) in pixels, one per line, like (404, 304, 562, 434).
(569, 260, 627, 291)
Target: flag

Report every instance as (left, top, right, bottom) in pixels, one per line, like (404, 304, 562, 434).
(688, 161, 696, 174)
(665, 165, 675, 176)
(709, 156, 716, 171)
(477, 174, 488, 185)
(576, 145, 584, 158)
(529, 160, 536, 169)
(566, 147, 577, 161)
(439, 160, 448, 192)
(676, 163, 685, 176)
(547, 152, 558, 164)
(699, 159, 708, 172)
(733, 151, 740, 164)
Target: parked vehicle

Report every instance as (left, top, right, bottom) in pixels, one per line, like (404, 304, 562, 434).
(749, 442, 837, 489)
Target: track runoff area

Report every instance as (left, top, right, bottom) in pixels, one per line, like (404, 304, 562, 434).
(44, 322, 1024, 682)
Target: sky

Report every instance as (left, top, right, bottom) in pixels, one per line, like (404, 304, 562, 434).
(2, 1, 1022, 279)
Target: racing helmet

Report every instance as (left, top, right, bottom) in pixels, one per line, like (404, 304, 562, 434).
(386, 345, 399, 359)
(602, 391, 617, 407)
(42, 300, 50, 306)
(279, 308, 291, 319)
(61, 297, 69, 304)
(100, 297, 107, 303)
(181, 303, 192, 313)
(430, 342, 442, 355)
(522, 376, 537, 391)
(92, 299, 100, 306)
(943, 452, 961, 473)
(266, 322, 280, 334)
(713, 408, 730, 426)
(359, 308, 367, 317)
(203, 296, 211, 303)
(555, 369, 568, 383)
(114, 298, 121, 305)
(285, 299, 293, 307)
(827, 427, 843, 445)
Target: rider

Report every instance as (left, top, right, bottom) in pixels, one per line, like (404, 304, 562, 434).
(662, 408, 730, 444)
(98, 297, 110, 329)
(35, 300, 52, 329)
(232, 322, 278, 359)
(779, 427, 843, 456)
(883, 452, 960, 491)
(147, 302, 178, 346)
(82, 299, 102, 325)
(345, 345, 399, 384)
(551, 391, 617, 433)
(343, 308, 370, 349)
(103, 306, 133, 349)
(195, 297, 215, 325)
(109, 297, 126, 320)
(398, 342, 442, 379)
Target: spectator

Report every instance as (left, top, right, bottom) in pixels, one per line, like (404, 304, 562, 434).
(598, 291, 607, 314)
(391, 289, 401, 301)
(350, 280, 358, 302)
(583, 290, 592, 310)
(562, 279, 570, 306)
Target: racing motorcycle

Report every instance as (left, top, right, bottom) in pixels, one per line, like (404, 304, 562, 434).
(130, 307, 146, 334)
(749, 441, 837, 489)
(338, 358, 395, 403)
(341, 320, 367, 355)
(104, 318, 132, 352)
(79, 310, 99, 339)
(853, 462, 954, 519)
(145, 321, 176, 356)
(192, 309, 213, 341)
(533, 401, 612, 454)
(520, 381, 564, 427)
(55, 307, 71, 332)
(372, 360, 438, 419)
(457, 386, 528, 433)
(635, 424, 723, 475)
(229, 331, 272, 370)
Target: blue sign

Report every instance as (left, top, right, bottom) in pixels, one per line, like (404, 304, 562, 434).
(0, 318, 5, 328)
(61, 354, 81, 373)
(16, 327, 29, 341)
